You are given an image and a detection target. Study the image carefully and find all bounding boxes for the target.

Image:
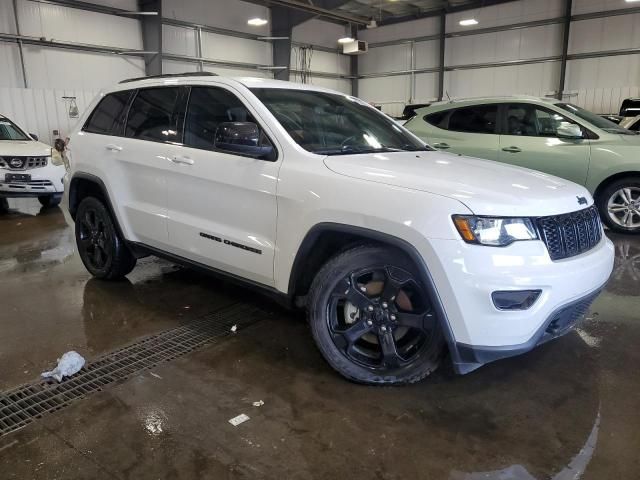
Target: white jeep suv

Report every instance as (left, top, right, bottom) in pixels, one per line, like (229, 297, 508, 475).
(0, 114, 65, 210)
(62, 73, 614, 384)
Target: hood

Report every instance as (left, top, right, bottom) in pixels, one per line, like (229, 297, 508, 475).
(323, 150, 592, 217)
(0, 140, 51, 157)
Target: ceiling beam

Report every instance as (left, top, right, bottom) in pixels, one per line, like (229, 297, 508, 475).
(252, 0, 369, 25)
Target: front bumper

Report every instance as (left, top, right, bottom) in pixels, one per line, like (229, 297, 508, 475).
(423, 235, 614, 374)
(0, 164, 65, 198)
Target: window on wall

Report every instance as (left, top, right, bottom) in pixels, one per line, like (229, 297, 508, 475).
(505, 104, 577, 137)
(448, 105, 498, 134)
(184, 86, 266, 151)
(84, 90, 132, 135)
(125, 87, 181, 142)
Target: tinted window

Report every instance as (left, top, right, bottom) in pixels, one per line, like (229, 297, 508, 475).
(125, 87, 181, 142)
(251, 88, 427, 155)
(424, 111, 448, 128)
(84, 90, 131, 135)
(184, 87, 266, 151)
(557, 103, 633, 135)
(620, 99, 640, 117)
(505, 104, 579, 137)
(448, 105, 497, 134)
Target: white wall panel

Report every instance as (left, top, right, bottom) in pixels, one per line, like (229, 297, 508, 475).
(162, 0, 269, 36)
(414, 73, 439, 102)
(444, 62, 560, 99)
(201, 32, 271, 66)
(292, 49, 348, 75)
(415, 40, 439, 69)
(0, 87, 99, 145)
(569, 14, 640, 54)
(292, 19, 345, 49)
(162, 24, 197, 56)
(446, 24, 562, 66)
(360, 44, 411, 74)
(0, 44, 24, 88)
(306, 77, 351, 95)
(565, 56, 640, 113)
(163, 60, 272, 79)
(572, 0, 639, 15)
(359, 17, 440, 43)
(446, 0, 563, 33)
(359, 76, 410, 103)
(16, 0, 142, 49)
(0, 0, 17, 34)
(22, 46, 145, 89)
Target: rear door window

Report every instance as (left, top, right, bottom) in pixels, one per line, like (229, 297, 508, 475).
(448, 105, 498, 134)
(83, 90, 132, 135)
(125, 87, 181, 143)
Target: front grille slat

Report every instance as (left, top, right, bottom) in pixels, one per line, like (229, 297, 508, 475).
(537, 206, 602, 261)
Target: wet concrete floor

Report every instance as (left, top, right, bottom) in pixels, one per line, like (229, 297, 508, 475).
(0, 198, 638, 479)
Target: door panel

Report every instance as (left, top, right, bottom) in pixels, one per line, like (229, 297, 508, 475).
(165, 85, 279, 286)
(498, 104, 590, 185)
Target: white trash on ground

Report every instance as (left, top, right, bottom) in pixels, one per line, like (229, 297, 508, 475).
(228, 413, 250, 427)
(41, 351, 86, 382)
(230, 324, 238, 333)
(252, 400, 264, 407)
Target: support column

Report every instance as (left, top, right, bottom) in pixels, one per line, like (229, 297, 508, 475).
(138, 0, 162, 76)
(350, 24, 358, 97)
(12, 0, 28, 88)
(557, 0, 573, 100)
(271, 7, 293, 81)
(437, 12, 446, 101)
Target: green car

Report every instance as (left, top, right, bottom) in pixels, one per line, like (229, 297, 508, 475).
(405, 97, 640, 233)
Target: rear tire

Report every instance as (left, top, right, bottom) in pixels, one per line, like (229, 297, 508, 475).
(75, 196, 136, 280)
(38, 194, 62, 208)
(307, 245, 445, 385)
(596, 177, 640, 233)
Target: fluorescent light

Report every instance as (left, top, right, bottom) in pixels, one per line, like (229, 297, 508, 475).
(247, 18, 268, 26)
(625, 0, 640, 3)
(459, 19, 478, 26)
(338, 37, 355, 44)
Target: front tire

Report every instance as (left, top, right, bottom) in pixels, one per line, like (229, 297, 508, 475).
(0, 198, 8, 213)
(308, 245, 445, 385)
(38, 194, 62, 208)
(597, 177, 640, 233)
(75, 197, 136, 280)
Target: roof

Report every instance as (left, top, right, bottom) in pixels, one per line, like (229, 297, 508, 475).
(414, 95, 560, 114)
(103, 73, 342, 96)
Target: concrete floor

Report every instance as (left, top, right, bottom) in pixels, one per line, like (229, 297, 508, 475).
(0, 198, 638, 480)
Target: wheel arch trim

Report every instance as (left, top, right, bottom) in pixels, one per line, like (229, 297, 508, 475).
(287, 222, 466, 372)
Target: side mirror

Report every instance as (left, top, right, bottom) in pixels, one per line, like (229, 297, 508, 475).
(557, 123, 583, 139)
(29, 133, 39, 141)
(214, 122, 275, 160)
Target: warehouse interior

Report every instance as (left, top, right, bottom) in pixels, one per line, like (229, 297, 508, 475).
(1, 0, 639, 478)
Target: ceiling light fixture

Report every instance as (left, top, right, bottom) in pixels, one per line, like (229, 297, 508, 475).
(247, 18, 268, 26)
(338, 36, 355, 44)
(459, 19, 479, 26)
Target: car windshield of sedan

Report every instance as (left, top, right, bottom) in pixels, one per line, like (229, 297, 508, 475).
(251, 88, 430, 155)
(556, 103, 635, 135)
(0, 119, 30, 141)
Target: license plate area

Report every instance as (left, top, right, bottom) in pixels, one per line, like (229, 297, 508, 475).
(5, 173, 31, 183)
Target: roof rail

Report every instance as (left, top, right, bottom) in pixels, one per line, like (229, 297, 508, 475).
(119, 72, 218, 84)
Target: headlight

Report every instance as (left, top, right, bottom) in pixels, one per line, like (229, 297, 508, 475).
(453, 215, 538, 246)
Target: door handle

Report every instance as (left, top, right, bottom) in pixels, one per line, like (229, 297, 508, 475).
(171, 155, 194, 166)
(105, 144, 122, 152)
(501, 146, 522, 153)
(432, 142, 450, 149)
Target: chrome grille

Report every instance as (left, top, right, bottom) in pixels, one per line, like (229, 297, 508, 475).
(537, 206, 602, 261)
(0, 156, 48, 170)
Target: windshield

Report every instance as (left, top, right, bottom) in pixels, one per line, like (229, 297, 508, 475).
(0, 118, 30, 141)
(251, 88, 429, 155)
(556, 103, 634, 135)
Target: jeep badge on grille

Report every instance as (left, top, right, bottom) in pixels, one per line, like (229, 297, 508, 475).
(576, 196, 587, 205)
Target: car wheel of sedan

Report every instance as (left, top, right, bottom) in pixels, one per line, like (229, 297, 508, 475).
(0, 198, 8, 213)
(308, 245, 445, 385)
(598, 177, 640, 233)
(75, 196, 136, 280)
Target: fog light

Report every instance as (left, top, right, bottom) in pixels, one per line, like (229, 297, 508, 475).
(492, 290, 541, 311)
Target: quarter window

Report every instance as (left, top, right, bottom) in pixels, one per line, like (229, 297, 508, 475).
(424, 111, 448, 129)
(84, 90, 132, 135)
(448, 105, 498, 134)
(125, 87, 181, 142)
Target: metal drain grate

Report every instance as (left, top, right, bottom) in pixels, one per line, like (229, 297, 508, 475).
(0, 302, 266, 436)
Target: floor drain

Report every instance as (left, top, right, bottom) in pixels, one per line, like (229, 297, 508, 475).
(0, 302, 266, 436)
